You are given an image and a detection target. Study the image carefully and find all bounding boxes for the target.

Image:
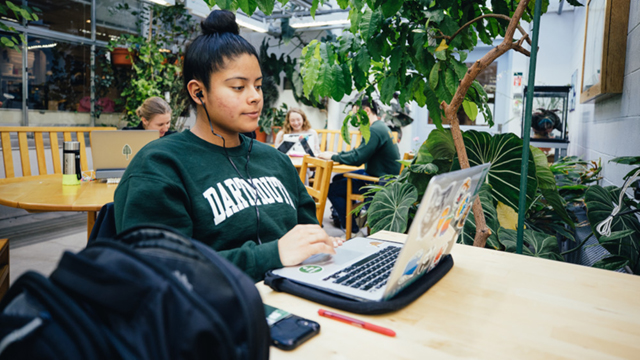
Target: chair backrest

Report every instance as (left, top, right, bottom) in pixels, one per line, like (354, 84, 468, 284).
(316, 129, 399, 153)
(316, 129, 362, 152)
(399, 152, 415, 173)
(298, 155, 334, 226)
(0, 126, 116, 178)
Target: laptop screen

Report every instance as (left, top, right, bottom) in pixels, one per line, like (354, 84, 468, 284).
(91, 130, 158, 177)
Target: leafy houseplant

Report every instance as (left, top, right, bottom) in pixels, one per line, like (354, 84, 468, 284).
(258, 103, 288, 137)
(106, 3, 197, 130)
(0, 1, 39, 52)
(357, 128, 573, 261)
(584, 156, 640, 274)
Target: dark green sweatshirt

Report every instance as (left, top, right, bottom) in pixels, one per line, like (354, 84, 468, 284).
(331, 120, 401, 177)
(114, 131, 318, 281)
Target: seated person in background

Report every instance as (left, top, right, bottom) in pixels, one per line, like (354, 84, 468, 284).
(114, 10, 341, 282)
(123, 96, 174, 137)
(318, 97, 401, 234)
(274, 108, 320, 156)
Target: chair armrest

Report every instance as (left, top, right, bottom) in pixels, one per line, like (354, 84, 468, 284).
(343, 173, 380, 182)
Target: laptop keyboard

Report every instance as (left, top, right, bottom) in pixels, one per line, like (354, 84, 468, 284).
(322, 246, 401, 292)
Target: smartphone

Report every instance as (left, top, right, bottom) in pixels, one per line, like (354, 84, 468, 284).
(264, 304, 320, 350)
(299, 137, 315, 157)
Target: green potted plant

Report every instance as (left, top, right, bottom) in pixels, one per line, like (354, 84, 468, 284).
(106, 2, 197, 130)
(258, 103, 288, 142)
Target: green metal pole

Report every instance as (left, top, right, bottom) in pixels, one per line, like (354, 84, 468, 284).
(516, 0, 543, 254)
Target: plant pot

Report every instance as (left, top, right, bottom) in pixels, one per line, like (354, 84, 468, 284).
(255, 128, 267, 143)
(112, 47, 133, 67)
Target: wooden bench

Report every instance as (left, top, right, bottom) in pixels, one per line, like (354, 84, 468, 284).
(0, 126, 117, 238)
(316, 129, 398, 173)
(1, 126, 116, 178)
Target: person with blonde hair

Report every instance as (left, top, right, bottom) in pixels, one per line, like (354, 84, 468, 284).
(124, 96, 174, 137)
(274, 108, 320, 155)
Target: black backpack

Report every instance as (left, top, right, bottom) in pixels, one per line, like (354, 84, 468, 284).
(0, 225, 270, 360)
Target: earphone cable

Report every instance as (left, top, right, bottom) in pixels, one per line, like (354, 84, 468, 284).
(198, 94, 262, 245)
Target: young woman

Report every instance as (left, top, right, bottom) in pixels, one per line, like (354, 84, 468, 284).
(124, 96, 174, 137)
(114, 10, 340, 282)
(274, 108, 320, 155)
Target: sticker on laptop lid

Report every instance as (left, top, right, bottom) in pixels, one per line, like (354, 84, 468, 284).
(453, 178, 472, 207)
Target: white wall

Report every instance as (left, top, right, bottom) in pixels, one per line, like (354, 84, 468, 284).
(567, 2, 640, 188)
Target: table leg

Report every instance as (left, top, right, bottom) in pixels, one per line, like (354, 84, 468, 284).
(87, 211, 97, 241)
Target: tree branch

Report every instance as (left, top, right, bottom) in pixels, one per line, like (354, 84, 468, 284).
(446, 14, 532, 47)
(443, 0, 532, 248)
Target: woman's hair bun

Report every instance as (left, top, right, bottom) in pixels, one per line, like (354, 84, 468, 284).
(201, 10, 239, 36)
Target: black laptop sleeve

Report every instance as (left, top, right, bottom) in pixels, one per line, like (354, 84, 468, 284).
(263, 255, 453, 315)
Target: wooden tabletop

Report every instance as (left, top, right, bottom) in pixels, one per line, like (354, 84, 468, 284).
(258, 231, 640, 359)
(0, 174, 116, 212)
(289, 156, 363, 173)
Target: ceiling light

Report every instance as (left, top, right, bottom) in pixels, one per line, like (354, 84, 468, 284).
(146, 0, 171, 5)
(236, 18, 267, 33)
(290, 19, 350, 28)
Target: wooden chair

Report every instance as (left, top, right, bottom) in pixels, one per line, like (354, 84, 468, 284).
(1, 126, 116, 178)
(298, 155, 333, 226)
(344, 152, 414, 239)
(0, 239, 8, 301)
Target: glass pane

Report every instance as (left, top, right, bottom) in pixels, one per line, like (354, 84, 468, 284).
(95, 46, 127, 122)
(582, 0, 605, 92)
(27, 37, 91, 124)
(28, 0, 91, 39)
(95, 0, 141, 42)
(0, 32, 23, 125)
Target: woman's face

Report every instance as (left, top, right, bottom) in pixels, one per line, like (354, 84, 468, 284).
(142, 113, 172, 137)
(289, 112, 304, 132)
(202, 54, 263, 135)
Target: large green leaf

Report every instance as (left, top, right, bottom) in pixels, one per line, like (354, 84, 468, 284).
(359, 8, 383, 40)
(424, 84, 443, 129)
(592, 256, 630, 271)
(368, 182, 418, 234)
(380, 75, 397, 104)
(462, 100, 478, 121)
(425, 128, 455, 161)
(585, 185, 640, 274)
(381, 0, 404, 17)
(459, 184, 502, 249)
(314, 62, 333, 98)
(302, 57, 320, 97)
(237, 0, 257, 15)
(331, 64, 346, 101)
(452, 130, 538, 212)
(531, 146, 574, 228)
(499, 228, 564, 261)
(256, 0, 275, 14)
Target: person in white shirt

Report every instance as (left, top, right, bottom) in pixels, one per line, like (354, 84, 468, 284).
(274, 108, 320, 155)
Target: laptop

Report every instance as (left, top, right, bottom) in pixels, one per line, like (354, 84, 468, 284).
(280, 134, 316, 157)
(91, 130, 158, 179)
(272, 163, 491, 301)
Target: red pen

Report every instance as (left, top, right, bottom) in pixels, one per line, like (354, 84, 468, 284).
(318, 309, 396, 337)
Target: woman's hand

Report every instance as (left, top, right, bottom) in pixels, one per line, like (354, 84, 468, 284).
(278, 224, 343, 266)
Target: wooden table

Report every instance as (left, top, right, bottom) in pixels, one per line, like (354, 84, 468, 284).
(258, 231, 640, 359)
(289, 156, 363, 173)
(0, 174, 117, 237)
